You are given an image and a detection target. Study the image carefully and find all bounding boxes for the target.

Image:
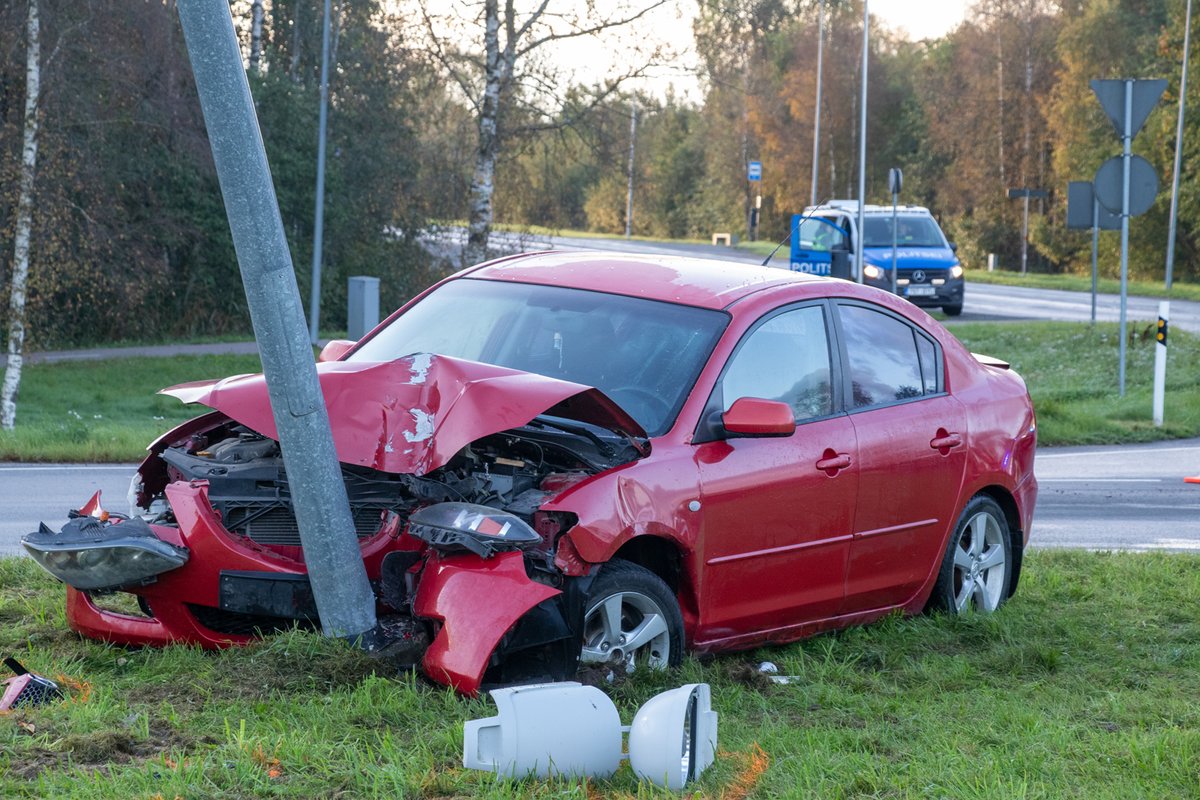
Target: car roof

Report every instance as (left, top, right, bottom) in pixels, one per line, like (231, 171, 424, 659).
(463, 250, 833, 310)
(806, 201, 934, 216)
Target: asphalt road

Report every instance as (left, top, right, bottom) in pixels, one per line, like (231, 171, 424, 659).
(4, 442, 1198, 556)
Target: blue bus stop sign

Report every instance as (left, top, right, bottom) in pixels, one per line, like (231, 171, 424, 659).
(789, 214, 848, 276)
(748, 161, 762, 181)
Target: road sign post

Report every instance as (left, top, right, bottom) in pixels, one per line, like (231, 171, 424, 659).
(888, 167, 902, 295)
(747, 161, 762, 242)
(1067, 181, 1120, 325)
(1090, 77, 1167, 396)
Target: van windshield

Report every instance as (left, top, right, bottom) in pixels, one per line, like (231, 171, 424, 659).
(862, 215, 946, 248)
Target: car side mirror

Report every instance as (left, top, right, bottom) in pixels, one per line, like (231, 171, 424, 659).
(721, 398, 795, 438)
(318, 339, 356, 362)
(948, 242, 958, 252)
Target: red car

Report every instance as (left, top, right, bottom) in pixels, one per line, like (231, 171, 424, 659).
(24, 252, 1037, 694)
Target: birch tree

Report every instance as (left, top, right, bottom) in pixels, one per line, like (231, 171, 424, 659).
(1, 0, 41, 430)
(416, 0, 670, 265)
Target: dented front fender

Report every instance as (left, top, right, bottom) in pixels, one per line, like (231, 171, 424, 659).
(412, 551, 560, 695)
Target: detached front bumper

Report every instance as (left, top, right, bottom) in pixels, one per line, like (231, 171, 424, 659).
(30, 481, 347, 648)
(29, 480, 576, 695)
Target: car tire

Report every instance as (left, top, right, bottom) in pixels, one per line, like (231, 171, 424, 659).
(926, 495, 1012, 614)
(942, 302, 963, 316)
(579, 559, 683, 672)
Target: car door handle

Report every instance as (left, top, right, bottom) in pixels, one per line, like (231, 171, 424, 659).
(816, 453, 852, 474)
(930, 431, 963, 452)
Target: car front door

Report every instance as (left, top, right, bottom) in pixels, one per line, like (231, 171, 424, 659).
(693, 303, 857, 642)
(834, 301, 968, 611)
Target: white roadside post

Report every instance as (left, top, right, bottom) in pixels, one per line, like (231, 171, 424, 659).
(1153, 301, 1169, 427)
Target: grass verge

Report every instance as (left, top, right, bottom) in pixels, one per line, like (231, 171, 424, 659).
(947, 321, 1200, 445)
(1, 549, 1197, 798)
(0, 354, 262, 462)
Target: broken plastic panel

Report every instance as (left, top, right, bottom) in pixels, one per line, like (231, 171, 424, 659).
(628, 683, 718, 790)
(22, 515, 189, 591)
(463, 681, 718, 789)
(407, 502, 541, 558)
(464, 682, 623, 779)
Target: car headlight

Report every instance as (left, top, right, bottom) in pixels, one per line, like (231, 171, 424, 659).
(863, 264, 883, 280)
(950, 265, 964, 279)
(22, 516, 189, 591)
(407, 502, 541, 558)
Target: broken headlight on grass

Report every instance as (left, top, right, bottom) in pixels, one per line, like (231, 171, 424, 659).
(22, 515, 189, 592)
(406, 502, 541, 558)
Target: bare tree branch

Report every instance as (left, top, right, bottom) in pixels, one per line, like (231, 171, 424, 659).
(516, 0, 669, 59)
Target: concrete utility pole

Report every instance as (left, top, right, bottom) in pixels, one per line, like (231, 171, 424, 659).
(855, 0, 869, 283)
(176, 0, 379, 645)
(810, 0, 824, 207)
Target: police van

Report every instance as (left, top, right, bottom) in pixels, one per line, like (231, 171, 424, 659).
(789, 200, 964, 316)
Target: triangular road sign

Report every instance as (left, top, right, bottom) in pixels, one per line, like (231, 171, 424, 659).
(1090, 78, 1168, 139)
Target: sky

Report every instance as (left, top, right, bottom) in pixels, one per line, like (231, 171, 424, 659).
(547, 0, 975, 102)
(872, 0, 972, 41)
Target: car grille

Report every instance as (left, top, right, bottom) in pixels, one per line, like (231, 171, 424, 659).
(187, 604, 316, 636)
(221, 505, 387, 547)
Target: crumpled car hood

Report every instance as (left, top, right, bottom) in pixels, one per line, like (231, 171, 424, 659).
(160, 353, 646, 476)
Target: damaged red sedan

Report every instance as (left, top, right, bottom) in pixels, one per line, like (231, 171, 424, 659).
(24, 252, 1037, 694)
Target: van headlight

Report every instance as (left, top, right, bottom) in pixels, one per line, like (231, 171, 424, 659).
(863, 264, 883, 280)
(950, 265, 964, 279)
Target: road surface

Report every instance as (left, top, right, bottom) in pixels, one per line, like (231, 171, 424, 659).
(4, 442, 1198, 556)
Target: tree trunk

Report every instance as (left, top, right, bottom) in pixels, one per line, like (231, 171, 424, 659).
(1, 0, 41, 431)
(249, 0, 264, 74)
(464, 0, 502, 266)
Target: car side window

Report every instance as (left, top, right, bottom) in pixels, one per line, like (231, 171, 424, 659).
(721, 306, 833, 421)
(838, 304, 938, 408)
(916, 334, 938, 394)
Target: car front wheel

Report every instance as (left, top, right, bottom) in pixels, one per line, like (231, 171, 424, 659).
(579, 559, 683, 672)
(927, 495, 1012, 614)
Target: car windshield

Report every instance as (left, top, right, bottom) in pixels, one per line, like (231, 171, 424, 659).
(349, 278, 728, 437)
(862, 215, 946, 248)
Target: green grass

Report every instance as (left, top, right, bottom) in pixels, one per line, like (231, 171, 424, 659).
(962, 268, 1200, 303)
(0, 354, 263, 462)
(947, 321, 1200, 445)
(1, 549, 1198, 798)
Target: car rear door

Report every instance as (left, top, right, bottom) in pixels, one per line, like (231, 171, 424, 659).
(833, 301, 968, 611)
(693, 302, 857, 639)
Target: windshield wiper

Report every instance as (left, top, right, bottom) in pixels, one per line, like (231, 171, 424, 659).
(527, 416, 616, 460)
